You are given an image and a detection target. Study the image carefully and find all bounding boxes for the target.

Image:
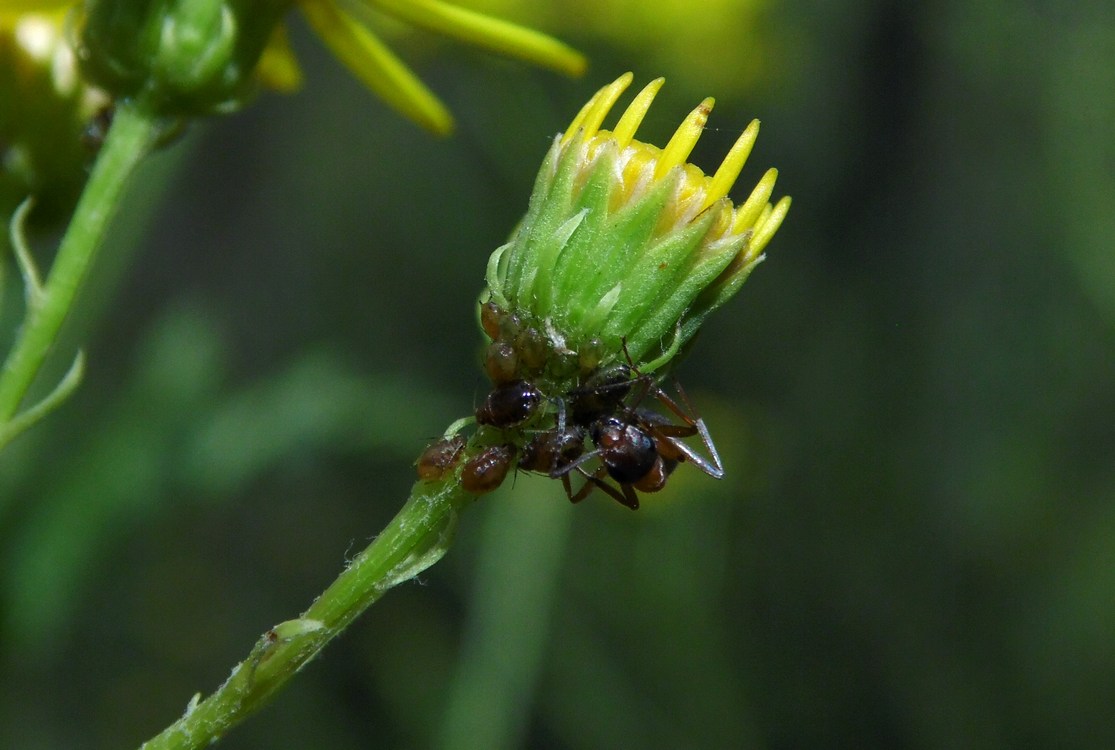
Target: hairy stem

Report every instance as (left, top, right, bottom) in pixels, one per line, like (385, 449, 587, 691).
(137, 475, 469, 750)
(0, 99, 163, 429)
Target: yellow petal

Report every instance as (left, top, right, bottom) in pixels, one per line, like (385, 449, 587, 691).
(365, 0, 586, 77)
(702, 119, 759, 211)
(300, 1, 454, 135)
(579, 72, 633, 140)
(747, 195, 791, 259)
(654, 97, 713, 180)
(732, 167, 778, 233)
(611, 77, 664, 150)
(255, 23, 304, 93)
(561, 72, 632, 145)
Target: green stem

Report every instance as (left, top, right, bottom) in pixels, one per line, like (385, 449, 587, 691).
(0, 99, 163, 424)
(137, 475, 470, 750)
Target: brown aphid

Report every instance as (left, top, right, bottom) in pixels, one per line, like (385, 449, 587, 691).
(520, 423, 586, 500)
(519, 424, 586, 475)
(516, 326, 549, 372)
(483, 340, 519, 384)
(416, 435, 466, 480)
(476, 380, 543, 428)
(480, 301, 503, 341)
(499, 311, 523, 341)
(461, 444, 515, 494)
(577, 337, 608, 375)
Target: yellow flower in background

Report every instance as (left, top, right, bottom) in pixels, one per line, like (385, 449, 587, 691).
(281, 0, 588, 135)
(468, 0, 776, 95)
(0, 0, 68, 18)
(1, 7, 110, 222)
(9, 0, 583, 133)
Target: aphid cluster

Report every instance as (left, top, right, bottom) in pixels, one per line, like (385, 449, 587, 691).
(415, 302, 723, 510)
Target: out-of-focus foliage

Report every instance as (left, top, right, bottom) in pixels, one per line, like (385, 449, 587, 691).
(2, 1, 1115, 748)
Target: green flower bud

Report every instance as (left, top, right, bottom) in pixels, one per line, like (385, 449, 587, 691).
(484, 73, 790, 391)
(78, 0, 287, 115)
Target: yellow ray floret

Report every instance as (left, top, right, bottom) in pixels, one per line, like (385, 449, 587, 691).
(368, 0, 586, 77)
(703, 119, 759, 211)
(293, 0, 584, 134)
(749, 196, 792, 259)
(557, 73, 788, 256)
(301, 1, 453, 134)
(611, 77, 664, 150)
(654, 97, 714, 180)
(562, 71, 632, 144)
(733, 167, 778, 233)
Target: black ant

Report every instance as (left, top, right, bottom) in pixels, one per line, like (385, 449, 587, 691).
(551, 365, 723, 510)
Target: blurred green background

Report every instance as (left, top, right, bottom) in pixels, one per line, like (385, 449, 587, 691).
(4, 0, 1115, 747)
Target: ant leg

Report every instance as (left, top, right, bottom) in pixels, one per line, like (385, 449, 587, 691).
(651, 383, 725, 479)
(618, 339, 662, 410)
(550, 447, 600, 479)
(637, 407, 698, 439)
(561, 472, 596, 505)
(615, 481, 641, 510)
(581, 469, 639, 510)
(568, 469, 595, 503)
(562, 464, 639, 509)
